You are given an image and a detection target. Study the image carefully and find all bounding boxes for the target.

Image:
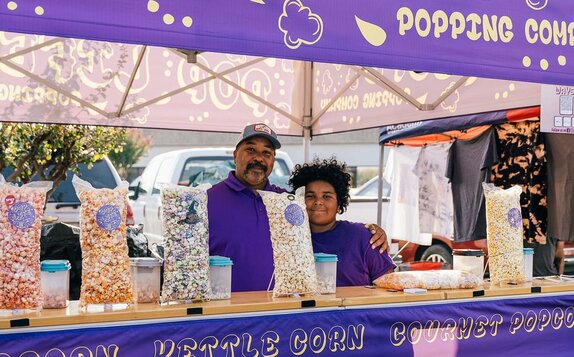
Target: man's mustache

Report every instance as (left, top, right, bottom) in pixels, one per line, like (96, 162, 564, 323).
(246, 162, 268, 172)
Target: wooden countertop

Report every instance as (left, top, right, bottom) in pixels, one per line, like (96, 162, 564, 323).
(337, 286, 446, 306)
(0, 291, 341, 330)
(443, 277, 574, 299)
(2, 280, 573, 331)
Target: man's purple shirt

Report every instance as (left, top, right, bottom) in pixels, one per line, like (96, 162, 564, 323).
(312, 221, 395, 286)
(207, 171, 286, 292)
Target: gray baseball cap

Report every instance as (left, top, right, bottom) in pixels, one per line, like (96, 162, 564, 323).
(236, 123, 281, 149)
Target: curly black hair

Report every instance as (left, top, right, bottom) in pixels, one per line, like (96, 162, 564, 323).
(289, 157, 351, 214)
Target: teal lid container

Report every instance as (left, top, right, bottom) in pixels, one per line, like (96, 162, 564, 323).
(314, 253, 338, 263)
(41, 260, 71, 272)
(209, 256, 233, 267)
(523, 248, 534, 255)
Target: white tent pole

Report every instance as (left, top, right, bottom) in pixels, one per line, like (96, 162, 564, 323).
(116, 45, 147, 117)
(303, 61, 313, 163)
(0, 57, 110, 117)
(361, 67, 424, 110)
(429, 76, 468, 110)
(377, 143, 385, 227)
(310, 72, 362, 127)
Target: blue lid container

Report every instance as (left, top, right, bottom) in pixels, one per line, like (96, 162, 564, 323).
(523, 248, 534, 255)
(314, 253, 338, 263)
(209, 256, 233, 267)
(40, 260, 71, 272)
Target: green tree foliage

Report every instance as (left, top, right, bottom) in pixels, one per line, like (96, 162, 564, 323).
(108, 129, 152, 179)
(0, 123, 126, 196)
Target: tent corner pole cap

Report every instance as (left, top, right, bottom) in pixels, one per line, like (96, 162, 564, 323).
(177, 49, 203, 63)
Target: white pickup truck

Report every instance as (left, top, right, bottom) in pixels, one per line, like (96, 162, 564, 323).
(130, 147, 294, 245)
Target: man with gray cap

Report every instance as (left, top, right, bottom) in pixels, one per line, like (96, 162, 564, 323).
(207, 123, 388, 292)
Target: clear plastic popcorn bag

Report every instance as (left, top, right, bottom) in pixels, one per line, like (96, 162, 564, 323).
(72, 175, 134, 309)
(374, 270, 483, 290)
(483, 183, 524, 285)
(259, 187, 318, 297)
(0, 178, 52, 311)
(160, 184, 211, 303)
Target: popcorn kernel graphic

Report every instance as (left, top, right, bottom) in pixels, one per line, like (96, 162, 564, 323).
(278, 0, 324, 49)
(355, 16, 387, 46)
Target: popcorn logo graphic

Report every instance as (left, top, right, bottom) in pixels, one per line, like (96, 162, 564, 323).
(525, 0, 548, 10)
(507, 208, 522, 229)
(278, 0, 324, 49)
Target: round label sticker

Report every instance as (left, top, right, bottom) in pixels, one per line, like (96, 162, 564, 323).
(8, 202, 36, 230)
(284, 203, 305, 226)
(96, 204, 122, 233)
(507, 208, 521, 229)
(5, 195, 16, 207)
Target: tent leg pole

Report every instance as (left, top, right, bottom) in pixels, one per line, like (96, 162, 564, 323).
(302, 61, 313, 164)
(377, 144, 385, 227)
(303, 122, 311, 163)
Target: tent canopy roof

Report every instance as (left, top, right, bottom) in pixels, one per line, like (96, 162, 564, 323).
(0, 33, 540, 136)
(1, 1, 572, 87)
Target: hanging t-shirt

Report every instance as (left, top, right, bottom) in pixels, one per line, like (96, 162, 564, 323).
(546, 133, 574, 242)
(384, 146, 432, 245)
(414, 143, 453, 239)
(446, 128, 498, 242)
(490, 121, 547, 244)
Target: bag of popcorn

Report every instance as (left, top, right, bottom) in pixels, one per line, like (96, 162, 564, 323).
(259, 187, 318, 297)
(72, 175, 134, 308)
(0, 178, 52, 310)
(375, 270, 483, 290)
(160, 184, 211, 303)
(483, 183, 525, 285)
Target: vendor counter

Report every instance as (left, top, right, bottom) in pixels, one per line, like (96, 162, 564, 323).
(1, 278, 574, 356)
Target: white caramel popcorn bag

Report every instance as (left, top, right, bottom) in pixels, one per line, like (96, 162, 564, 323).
(375, 270, 483, 290)
(0, 178, 52, 310)
(483, 184, 525, 285)
(72, 175, 134, 308)
(259, 187, 318, 297)
(160, 184, 211, 303)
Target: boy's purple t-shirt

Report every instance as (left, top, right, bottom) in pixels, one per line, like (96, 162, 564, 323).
(312, 221, 395, 286)
(207, 171, 286, 292)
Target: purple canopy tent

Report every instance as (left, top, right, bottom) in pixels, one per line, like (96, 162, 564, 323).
(2, 1, 559, 149)
(0, 1, 572, 86)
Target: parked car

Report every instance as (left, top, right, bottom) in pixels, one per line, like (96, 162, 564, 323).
(130, 147, 295, 245)
(2, 157, 135, 226)
(340, 176, 573, 272)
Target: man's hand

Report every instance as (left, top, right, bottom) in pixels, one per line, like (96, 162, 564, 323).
(366, 223, 389, 254)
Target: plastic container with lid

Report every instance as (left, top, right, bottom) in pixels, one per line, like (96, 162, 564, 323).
(452, 249, 485, 280)
(523, 248, 534, 282)
(130, 257, 162, 303)
(209, 256, 233, 300)
(314, 253, 338, 294)
(41, 260, 71, 309)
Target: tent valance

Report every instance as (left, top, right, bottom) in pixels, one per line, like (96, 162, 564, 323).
(1, 1, 573, 86)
